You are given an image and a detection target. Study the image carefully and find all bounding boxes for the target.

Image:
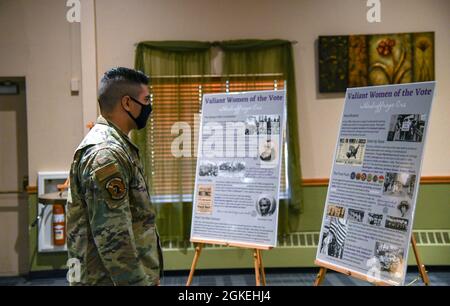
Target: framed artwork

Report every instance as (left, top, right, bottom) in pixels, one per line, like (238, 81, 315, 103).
(318, 32, 435, 93)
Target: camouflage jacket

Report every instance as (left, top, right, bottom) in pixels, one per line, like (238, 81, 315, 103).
(67, 116, 163, 286)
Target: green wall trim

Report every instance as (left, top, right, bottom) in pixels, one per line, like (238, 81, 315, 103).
(27, 183, 450, 272)
(162, 245, 450, 271)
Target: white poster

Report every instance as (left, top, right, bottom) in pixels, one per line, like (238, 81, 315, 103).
(190, 90, 286, 249)
(316, 82, 436, 285)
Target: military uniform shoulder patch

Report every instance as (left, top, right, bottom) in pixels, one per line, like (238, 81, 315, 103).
(95, 162, 119, 182)
(105, 177, 127, 200)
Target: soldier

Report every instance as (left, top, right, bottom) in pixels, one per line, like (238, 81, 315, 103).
(67, 67, 163, 286)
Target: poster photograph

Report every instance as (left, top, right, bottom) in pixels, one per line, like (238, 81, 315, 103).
(190, 90, 286, 249)
(315, 81, 436, 285)
(335, 138, 367, 166)
(386, 114, 426, 142)
(196, 185, 214, 214)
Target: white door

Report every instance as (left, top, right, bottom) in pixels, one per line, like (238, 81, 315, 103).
(0, 77, 29, 276)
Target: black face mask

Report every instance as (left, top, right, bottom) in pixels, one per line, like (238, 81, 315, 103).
(125, 96, 152, 130)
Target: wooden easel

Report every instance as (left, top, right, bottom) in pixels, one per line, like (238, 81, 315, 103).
(314, 235, 430, 286)
(186, 241, 269, 286)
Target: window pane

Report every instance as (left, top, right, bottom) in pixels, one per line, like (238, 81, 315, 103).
(147, 76, 287, 202)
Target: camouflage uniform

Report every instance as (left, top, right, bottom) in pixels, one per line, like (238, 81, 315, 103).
(67, 116, 163, 286)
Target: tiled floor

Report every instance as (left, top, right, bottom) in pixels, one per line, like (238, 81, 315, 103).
(1, 268, 449, 286)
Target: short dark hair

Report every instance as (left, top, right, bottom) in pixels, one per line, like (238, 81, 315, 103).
(98, 67, 149, 113)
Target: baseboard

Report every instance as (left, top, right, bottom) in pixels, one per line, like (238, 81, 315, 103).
(163, 230, 450, 270)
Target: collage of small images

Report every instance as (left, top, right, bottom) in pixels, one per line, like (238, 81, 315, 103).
(245, 114, 281, 136)
(327, 204, 410, 233)
(320, 208, 407, 279)
(348, 171, 417, 200)
(199, 160, 246, 178)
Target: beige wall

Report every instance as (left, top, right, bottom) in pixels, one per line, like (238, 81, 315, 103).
(1, 0, 449, 182)
(95, 0, 450, 178)
(0, 78, 28, 275)
(0, 0, 83, 183)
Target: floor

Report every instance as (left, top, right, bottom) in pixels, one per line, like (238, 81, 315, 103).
(1, 268, 449, 286)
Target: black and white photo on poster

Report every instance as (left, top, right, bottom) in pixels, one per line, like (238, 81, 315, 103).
(335, 138, 367, 166)
(199, 161, 218, 177)
(385, 215, 409, 232)
(383, 172, 416, 200)
(245, 114, 281, 136)
(218, 160, 245, 177)
(387, 114, 427, 142)
(255, 194, 277, 217)
(373, 242, 405, 279)
(367, 213, 383, 226)
(396, 200, 411, 218)
(259, 138, 278, 163)
(347, 208, 365, 222)
(319, 217, 348, 259)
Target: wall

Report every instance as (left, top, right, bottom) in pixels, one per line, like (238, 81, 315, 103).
(0, 0, 83, 184)
(0, 0, 448, 187)
(95, 0, 450, 178)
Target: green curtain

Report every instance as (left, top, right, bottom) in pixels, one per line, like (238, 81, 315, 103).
(134, 40, 303, 243)
(134, 41, 212, 245)
(218, 40, 303, 236)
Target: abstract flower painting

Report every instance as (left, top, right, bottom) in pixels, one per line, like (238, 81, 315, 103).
(319, 32, 434, 93)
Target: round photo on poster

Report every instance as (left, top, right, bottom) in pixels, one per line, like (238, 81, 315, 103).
(259, 139, 277, 162)
(256, 194, 277, 217)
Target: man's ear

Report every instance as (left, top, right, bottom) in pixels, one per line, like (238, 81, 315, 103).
(121, 95, 131, 111)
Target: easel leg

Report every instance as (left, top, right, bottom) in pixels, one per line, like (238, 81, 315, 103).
(314, 267, 327, 286)
(257, 250, 267, 286)
(253, 249, 261, 286)
(186, 243, 203, 286)
(411, 235, 430, 286)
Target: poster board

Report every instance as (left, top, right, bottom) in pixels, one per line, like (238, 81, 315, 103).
(315, 81, 436, 286)
(190, 90, 286, 249)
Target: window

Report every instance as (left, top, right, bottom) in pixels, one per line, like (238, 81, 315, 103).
(146, 75, 288, 203)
